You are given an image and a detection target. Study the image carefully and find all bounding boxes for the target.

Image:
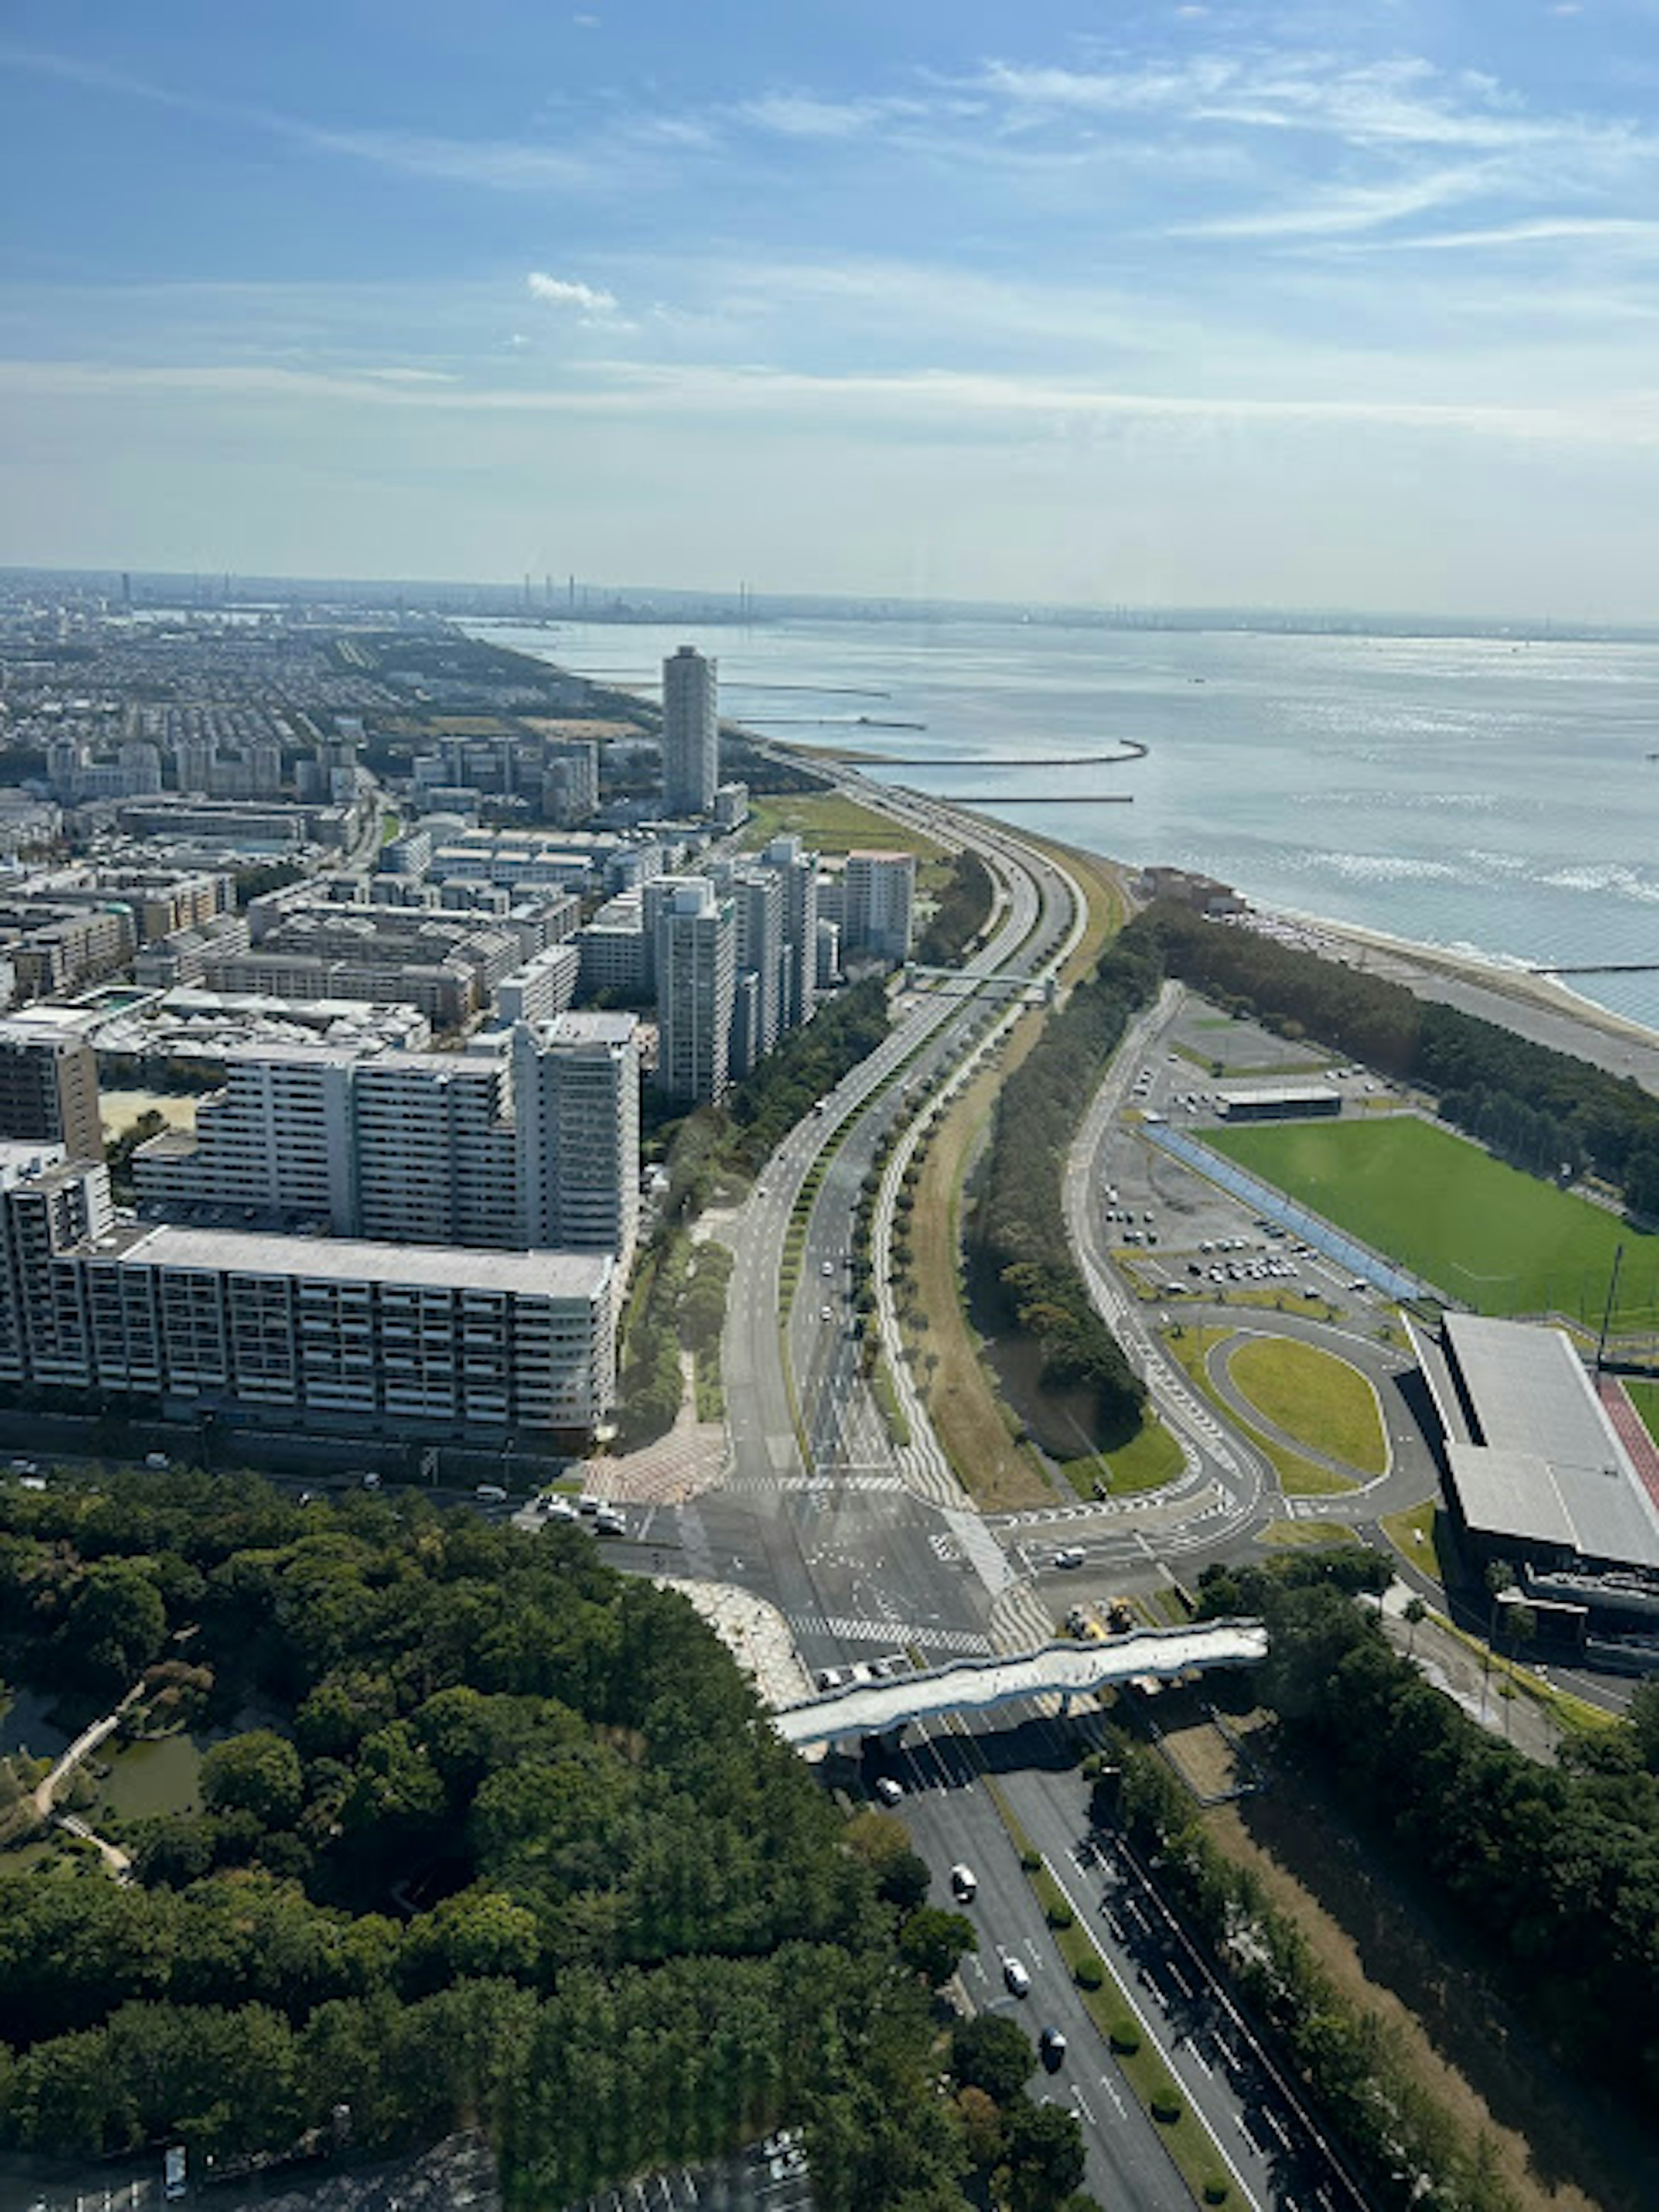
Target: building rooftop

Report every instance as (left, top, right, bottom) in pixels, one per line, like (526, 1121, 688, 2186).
(111, 1222, 612, 1301)
(1442, 1314, 1659, 1571)
(1217, 1084, 1341, 1110)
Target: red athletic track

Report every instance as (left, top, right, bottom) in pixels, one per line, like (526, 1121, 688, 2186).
(1597, 1374, 1659, 1514)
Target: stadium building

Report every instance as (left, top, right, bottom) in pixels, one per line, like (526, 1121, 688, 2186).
(1411, 1312, 1659, 1643)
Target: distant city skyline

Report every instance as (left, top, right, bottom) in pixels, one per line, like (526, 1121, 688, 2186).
(5, 3, 1659, 618)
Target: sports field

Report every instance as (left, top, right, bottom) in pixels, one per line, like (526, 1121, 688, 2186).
(1208, 1114, 1659, 1326)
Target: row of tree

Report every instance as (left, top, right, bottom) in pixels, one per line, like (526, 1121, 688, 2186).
(915, 850, 995, 970)
(1190, 1557, 1659, 2139)
(971, 917, 1163, 1443)
(1142, 903, 1659, 1214)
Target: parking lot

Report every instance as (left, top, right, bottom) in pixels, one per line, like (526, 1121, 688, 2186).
(1091, 1002, 1389, 1324)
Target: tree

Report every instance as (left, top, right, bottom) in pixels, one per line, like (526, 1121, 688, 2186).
(897, 1907, 976, 1988)
(200, 1731, 304, 1828)
(950, 2014, 1035, 2106)
(1403, 1595, 1427, 1659)
(1005, 2098, 1086, 2212)
(1627, 1680, 1659, 1773)
(956, 2085, 1004, 2171)
(60, 1561, 168, 1690)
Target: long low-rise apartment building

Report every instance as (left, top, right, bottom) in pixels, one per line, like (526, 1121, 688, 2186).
(0, 1151, 613, 1439)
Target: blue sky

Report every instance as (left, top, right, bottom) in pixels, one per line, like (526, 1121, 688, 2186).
(5, 1, 1659, 614)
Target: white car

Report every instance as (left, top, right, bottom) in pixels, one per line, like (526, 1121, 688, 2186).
(822, 1259, 835, 1277)
(1053, 1546, 1086, 1570)
(820, 1303, 834, 1321)
(1003, 1956, 1031, 1997)
(874, 1776, 904, 1806)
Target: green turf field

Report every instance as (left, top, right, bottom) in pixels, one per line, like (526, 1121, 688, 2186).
(1207, 1114, 1659, 1326)
(1629, 1379, 1659, 1448)
(1226, 1335, 1388, 1475)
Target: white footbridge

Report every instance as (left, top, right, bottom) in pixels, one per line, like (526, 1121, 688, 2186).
(772, 1619, 1269, 1748)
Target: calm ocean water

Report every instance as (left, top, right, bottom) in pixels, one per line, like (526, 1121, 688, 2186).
(481, 617, 1659, 1036)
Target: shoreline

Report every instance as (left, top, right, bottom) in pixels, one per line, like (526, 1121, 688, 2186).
(1262, 905, 1659, 1054)
(483, 638, 1659, 1074)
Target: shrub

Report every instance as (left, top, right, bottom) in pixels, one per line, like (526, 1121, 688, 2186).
(1108, 2018, 1140, 2056)
(1074, 1957, 1104, 1992)
(1150, 2082, 1183, 2125)
(1045, 1900, 1074, 1930)
(1020, 1849, 1042, 1873)
(1202, 2178, 1230, 2206)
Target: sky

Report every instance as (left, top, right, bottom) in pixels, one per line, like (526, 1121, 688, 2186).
(5, 1, 1659, 617)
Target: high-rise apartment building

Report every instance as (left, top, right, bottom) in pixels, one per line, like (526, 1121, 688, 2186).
(351, 1052, 519, 1249)
(0, 1016, 104, 1163)
(661, 645, 718, 816)
(136, 1023, 639, 1263)
(654, 878, 736, 1104)
(761, 834, 820, 1030)
(513, 1013, 639, 1264)
(842, 850, 916, 962)
(729, 867, 784, 1079)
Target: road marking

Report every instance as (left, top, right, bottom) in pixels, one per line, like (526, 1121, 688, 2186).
(1072, 2088, 1095, 2126)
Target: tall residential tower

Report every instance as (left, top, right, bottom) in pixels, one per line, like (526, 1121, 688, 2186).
(661, 645, 718, 816)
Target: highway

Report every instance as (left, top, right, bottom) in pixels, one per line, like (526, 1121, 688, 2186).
(715, 767, 1087, 1684)
(883, 1695, 1365, 2212)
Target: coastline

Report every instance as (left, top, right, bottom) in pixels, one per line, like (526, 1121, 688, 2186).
(1265, 906, 1659, 1052)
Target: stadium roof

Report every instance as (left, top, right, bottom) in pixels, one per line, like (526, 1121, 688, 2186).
(1440, 1315, 1659, 1571)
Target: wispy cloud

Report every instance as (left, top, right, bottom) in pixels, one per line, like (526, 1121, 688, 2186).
(527, 272, 619, 314)
(10, 353, 1659, 453)
(972, 51, 1633, 156)
(1173, 164, 1492, 239)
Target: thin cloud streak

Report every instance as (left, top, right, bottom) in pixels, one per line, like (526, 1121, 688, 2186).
(7, 354, 1659, 449)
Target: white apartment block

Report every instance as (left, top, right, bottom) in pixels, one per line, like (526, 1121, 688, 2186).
(135, 1017, 639, 1264)
(842, 850, 916, 962)
(512, 1013, 640, 1265)
(0, 1153, 613, 1436)
(653, 877, 735, 1105)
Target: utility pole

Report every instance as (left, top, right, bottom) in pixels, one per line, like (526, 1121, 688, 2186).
(1595, 1243, 1625, 1371)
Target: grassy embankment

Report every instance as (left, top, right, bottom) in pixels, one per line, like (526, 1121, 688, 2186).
(1209, 1116, 1659, 1329)
(904, 842, 1182, 1509)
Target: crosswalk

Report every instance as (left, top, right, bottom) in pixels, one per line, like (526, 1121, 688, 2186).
(786, 1611, 992, 1656)
(991, 1580, 1059, 1653)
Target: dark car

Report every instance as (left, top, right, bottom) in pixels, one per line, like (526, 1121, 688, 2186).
(1038, 2027, 1068, 2072)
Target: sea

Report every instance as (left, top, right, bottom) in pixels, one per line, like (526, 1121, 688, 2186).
(474, 616, 1659, 1037)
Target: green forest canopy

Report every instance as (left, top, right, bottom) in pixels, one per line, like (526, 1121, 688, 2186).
(0, 1470, 1053, 2212)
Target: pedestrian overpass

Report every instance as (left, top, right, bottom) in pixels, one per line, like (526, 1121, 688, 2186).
(771, 1619, 1268, 1748)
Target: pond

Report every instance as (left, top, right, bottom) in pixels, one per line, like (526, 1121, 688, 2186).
(92, 1732, 204, 1821)
(0, 1686, 72, 1763)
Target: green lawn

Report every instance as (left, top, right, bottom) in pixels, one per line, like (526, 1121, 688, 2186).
(1208, 1116, 1659, 1326)
(739, 790, 944, 862)
(1226, 1336, 1387, 1476)
(1628, 1378, 1659, 1447)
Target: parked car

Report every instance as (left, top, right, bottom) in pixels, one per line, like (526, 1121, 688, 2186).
(874, 1776, 904, 1806)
